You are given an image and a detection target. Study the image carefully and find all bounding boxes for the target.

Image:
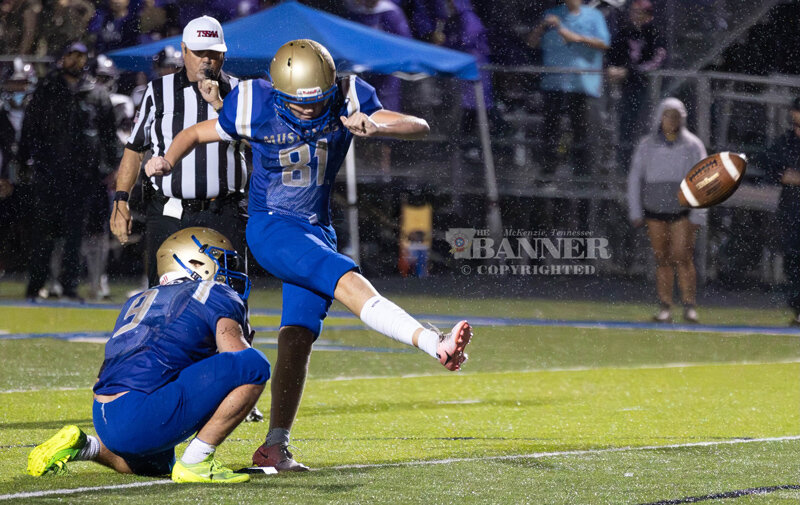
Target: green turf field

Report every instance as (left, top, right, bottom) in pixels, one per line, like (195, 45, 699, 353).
(1, 290, 799, 504)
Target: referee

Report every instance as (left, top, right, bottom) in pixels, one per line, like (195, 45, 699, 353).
(110, 16, 248, 287)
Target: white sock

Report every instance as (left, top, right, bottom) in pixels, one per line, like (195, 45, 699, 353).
(181, 437, 215, 464)
(265, 428, 291, 447)
(360, 296, 439, 359)
(75, 435, 100, 461)
(416, 328, 440, 359)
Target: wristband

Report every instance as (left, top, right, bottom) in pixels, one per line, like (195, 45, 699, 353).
(114, 191, 130, 202)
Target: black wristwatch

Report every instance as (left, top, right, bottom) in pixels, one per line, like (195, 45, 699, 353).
(114, 191, 130, 203)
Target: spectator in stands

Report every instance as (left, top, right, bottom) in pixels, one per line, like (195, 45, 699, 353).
(137, 0, 179, 46)
(0, 91, 16, 199)
(527, 0, 610, 178)
(19, 42, 117, 301)
(88, 0, 140, 53)
(0, 58, 35, 146)
(41, 0, 95, 55)
(172, 0, 258, 27)
(469, 1, 541, 66)
(399, 0, 437, 42)
(762, 98, 800, 326)
(627, 97, 707, 323)
(344, 0, 411, 77)
(0, 59, 36, 276)
(344, 0, 412, 172)
(130, 45, 183, 107)
(0, 0, 42, 55)
(403, 0, 495, 154)
(440, 0, 494, 138)
(680, 0, 727, 32)
(607, 0, 667, 173)
(84, 55, 127, 301)
(409, 0, 492, 111)
(0, 104, 14, 275)
(590, 0, 628, 36)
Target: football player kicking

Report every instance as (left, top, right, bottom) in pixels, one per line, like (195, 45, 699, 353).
(145, 39, 473, 472)
(27, 228, 270, 483)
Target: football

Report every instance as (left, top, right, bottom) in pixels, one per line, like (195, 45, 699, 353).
(677, 152, 747, 208)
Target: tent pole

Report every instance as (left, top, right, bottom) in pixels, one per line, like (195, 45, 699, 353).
(474, 80, 503, 239)
(345, 139, 360, 264)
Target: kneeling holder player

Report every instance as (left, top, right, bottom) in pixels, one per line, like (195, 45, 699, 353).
(27, 227, 269, 484)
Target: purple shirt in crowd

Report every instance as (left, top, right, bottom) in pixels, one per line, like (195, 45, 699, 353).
(344, 0, 412, 111)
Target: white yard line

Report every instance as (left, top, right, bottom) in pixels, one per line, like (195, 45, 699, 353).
(0, 480, 174, 500)
(320, 358, 800, 382)
(0, 386, 90, 394)
(324, 434, 800, 471)
(2, 435, 798, 501)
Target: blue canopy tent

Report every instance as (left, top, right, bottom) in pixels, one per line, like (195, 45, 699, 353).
(107, 1, 478, 79)
(108, 1, 501, 258)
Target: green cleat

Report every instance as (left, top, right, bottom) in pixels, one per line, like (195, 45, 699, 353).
(27, 425, 86, 476)
(171, 455, 250, 484)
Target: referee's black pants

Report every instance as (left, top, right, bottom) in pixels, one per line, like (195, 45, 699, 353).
(144, 196, 247, 288)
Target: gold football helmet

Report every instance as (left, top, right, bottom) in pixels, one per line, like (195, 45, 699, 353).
(270, 39, 338, 137)
(156, 227, 251, 299)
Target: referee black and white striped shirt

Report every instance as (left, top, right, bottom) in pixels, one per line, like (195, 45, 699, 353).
(126, 68, 246, 200)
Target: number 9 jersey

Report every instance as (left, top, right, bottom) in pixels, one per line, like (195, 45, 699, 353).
(93, 280, 247, 395)
(215, 75, 382, 226)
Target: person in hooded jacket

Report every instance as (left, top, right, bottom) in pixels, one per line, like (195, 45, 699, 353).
(627, 97, 707, 323)
(19, 42, 117, 301)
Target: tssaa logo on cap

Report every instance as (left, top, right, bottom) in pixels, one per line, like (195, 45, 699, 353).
(196, 30, 219, 38)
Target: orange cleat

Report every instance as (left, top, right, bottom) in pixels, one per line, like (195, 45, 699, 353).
(251, 443, 309, 472)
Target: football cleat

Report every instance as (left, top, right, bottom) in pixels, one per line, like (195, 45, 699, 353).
(435, 320, 472, 371)
(252, 443, 309, 472)
(27, 425, 86, 476)
(172, 455, 250, 484)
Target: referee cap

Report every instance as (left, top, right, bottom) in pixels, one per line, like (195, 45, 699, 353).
(183, 16, 227, 52)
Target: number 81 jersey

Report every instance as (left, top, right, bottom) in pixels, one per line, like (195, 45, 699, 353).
(216, 75, 382, 226)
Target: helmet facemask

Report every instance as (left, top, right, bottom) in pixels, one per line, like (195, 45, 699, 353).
(190, 235, 251, 300)
(272, 84, 338, 141)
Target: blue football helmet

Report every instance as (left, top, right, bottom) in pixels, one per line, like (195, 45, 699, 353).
(156, 227, 251, 300)
(269, 39, 338, 140)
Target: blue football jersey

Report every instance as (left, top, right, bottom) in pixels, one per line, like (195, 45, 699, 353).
(94, 280, 247, 395)
(216, 75, 382, 225)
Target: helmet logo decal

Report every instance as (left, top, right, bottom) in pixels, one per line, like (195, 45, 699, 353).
(296, 87, 323, 98)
